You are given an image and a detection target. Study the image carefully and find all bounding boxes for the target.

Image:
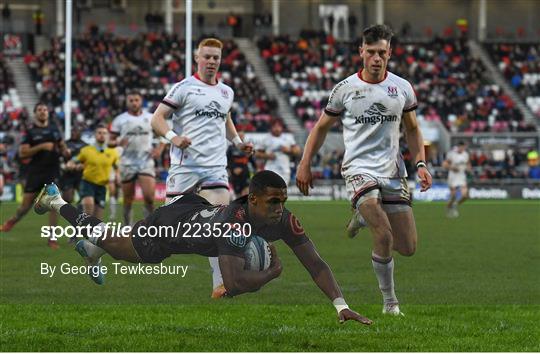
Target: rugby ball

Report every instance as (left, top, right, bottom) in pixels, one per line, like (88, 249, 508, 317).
(244, 235, 272, 271)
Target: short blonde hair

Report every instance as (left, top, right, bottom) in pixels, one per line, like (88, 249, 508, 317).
(197, 38, 223, 50)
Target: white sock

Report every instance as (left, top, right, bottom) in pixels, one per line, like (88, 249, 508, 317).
(371, 252, 398, 305)
(84, 239, 106, 259)
(209, 257, 223, 289)
(51, 197, 67, 212)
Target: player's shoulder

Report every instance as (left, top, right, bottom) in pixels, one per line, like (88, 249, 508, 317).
(112, 111, 129, 123)
(79, 145, 91, 154)
(387, 71, 414, 88)
(278, 208, 306, 237)
(217, 80, 234, 93)
(141, 110, 154, 119)
(333, 73, 357, 90)
(105, 146, 119, 156)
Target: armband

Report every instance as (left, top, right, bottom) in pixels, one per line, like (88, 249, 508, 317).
(231, 136, 242, 146)
(165, 130, 178, 142)
(332, 297, 349, 314)
(416, 160, 427, 169)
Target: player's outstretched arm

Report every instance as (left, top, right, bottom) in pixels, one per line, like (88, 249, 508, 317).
(218, 244, 282, 296)
(291, 240, 372, 325)
(296, 112, 337, 196)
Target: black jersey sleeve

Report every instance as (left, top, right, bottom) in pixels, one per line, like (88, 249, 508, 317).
(279, 209, 310, 248)
(213, 202, 249, 258)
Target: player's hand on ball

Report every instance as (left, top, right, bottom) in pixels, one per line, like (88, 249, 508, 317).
(418, 167, 432, 192)
(171, 136, 192, 149)
(338, 308, 373, 326)
(268, 244, 282, 278)
(295, 162, 313, 196)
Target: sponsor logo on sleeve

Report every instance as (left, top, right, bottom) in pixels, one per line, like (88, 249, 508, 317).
(289, 214, 305, 236)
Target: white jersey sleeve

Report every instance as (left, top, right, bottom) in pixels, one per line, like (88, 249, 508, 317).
(162, 81, 189, 111)
(324, 79, 349, 116)
(402, 80, 418, 112)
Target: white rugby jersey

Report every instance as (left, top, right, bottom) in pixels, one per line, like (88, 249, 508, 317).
(259, 133, 296, 181)
(446, 149, 470, 175)
(110, 110, 154, 166)
(162, 73, 234, 167)
(325, 70, 417, 178)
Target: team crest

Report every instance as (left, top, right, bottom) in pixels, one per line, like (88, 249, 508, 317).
(289, 214, 304, 236)
(221, 89, 229, 99)
(387, 86, 398, 97)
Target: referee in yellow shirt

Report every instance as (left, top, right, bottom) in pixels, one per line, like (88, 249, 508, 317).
(67, 124, 119, 219)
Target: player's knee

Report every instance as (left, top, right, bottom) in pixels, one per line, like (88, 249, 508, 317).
(398, 244, 416, 257)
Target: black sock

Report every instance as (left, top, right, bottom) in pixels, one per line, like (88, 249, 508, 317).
(59, 204, 103, 238)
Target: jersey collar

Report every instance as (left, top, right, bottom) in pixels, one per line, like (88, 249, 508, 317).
(194, 72, 218, 86)
(357, 68, 388, 84)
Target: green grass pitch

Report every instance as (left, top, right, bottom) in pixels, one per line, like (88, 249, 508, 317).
(1, 200, 539, 351)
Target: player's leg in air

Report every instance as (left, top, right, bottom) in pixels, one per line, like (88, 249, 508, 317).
(346, 205, 368, 238)
(34, 183, 141, 284)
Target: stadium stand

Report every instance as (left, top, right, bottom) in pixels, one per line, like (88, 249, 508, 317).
(1, 54, 29, 183)
(28, 32, 279, 132)
(486, 42, 540, 118)
(258, 32, 537, 133)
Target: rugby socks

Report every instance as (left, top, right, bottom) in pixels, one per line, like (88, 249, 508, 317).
(371, 252, 398, 305)
(209, 257, 224, 289)
(59, 204, 104, 245)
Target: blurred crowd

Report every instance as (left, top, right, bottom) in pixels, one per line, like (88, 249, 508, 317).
(487, 43, 540, 118)
(2, 31, 539, 186)
(24, 31, 278, 133)
(258, 32, 537, 133)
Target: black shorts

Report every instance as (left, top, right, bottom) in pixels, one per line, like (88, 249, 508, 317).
(24, 168, 60, 193)
(131, 219, 170, 263)
(79, 180, 107, 209)
(131, 194, 217, 263)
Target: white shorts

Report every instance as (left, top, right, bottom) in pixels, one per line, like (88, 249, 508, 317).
(166, 165, 229, 196)
(120, 159, 156, 183)
(344, 173, 411, 214)
(447, 173, 467, 188)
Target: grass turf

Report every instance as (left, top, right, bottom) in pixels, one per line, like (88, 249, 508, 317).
(1, 200, 539, 351)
